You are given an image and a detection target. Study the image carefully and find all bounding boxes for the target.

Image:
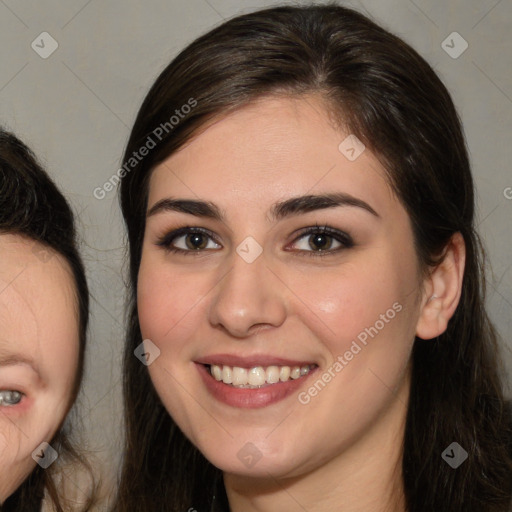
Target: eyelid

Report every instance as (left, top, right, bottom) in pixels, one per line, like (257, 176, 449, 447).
(0, 364, 41, 387)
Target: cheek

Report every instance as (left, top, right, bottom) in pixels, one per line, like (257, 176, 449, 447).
(287, 261, 406, 346)
(0, 423, 41, 495)
(0, 429, 8, 458)
(137, 256, 209, 348)
(39, 344, 80, 413)
(294, 266, 415, 412)
(0, 421, 36, 463)
(1, 395, 67, 450)
(26, 350, 79, 446)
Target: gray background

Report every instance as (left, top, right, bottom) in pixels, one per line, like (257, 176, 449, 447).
(1, 0, 511, 488)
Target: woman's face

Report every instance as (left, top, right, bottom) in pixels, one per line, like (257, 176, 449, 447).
(138, 95, 425, 478)
(0, 235, 79, 501)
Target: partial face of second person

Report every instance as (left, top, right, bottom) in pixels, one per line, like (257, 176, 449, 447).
(0, 235, 79, 501)
(137, 95, 435, 480)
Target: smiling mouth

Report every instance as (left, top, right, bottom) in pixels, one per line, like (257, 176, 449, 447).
(207, 363, 317, 389)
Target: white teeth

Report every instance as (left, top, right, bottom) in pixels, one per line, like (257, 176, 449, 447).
(248, 367, 266, 386)
(279, 366, 290, 381)
(208, 363, 314, 388)
(222, 365, 233, 384)
(290, 367, 301, 379)
(232, 367, 248, 386)
(266, 366, 280, 384)
(212, 365, 222, 381)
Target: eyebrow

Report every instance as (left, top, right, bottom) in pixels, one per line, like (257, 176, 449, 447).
(0, 350, 42, 381)
(147, 193, 380, 221)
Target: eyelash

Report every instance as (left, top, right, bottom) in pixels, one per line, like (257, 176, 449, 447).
(0, 390, 24, 407)
(156, 224, 354, 258)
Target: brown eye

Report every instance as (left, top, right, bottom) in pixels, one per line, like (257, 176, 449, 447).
(308, 233, 335, 251)
(184, 233, 209, 250)
(291, 226, 354, 256)
(157, 227, 221, 254)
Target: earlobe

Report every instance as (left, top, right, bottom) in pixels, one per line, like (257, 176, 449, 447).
(415, 233, 466, 340)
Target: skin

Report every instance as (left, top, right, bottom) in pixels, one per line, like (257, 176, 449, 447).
(0, 234, 79, 503)
(138, 95, 465, 512)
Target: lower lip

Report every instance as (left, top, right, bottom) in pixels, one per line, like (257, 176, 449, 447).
(196, 363, 316, 409)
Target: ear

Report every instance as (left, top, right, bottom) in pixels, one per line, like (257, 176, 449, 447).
(415, 232, 466, 340)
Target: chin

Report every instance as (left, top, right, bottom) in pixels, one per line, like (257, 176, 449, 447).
(196, 438, 314, 481)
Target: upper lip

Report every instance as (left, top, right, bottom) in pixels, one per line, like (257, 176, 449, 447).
(195, 354, 316, 368)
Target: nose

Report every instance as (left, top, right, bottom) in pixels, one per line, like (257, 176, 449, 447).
(208, 250, 287, 338)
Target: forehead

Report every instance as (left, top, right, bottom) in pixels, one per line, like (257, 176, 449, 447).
(0, 234, 78, 358)
(148, 95, 395, 216)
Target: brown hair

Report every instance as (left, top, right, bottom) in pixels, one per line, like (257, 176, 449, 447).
(0, 130, 98, 511)
(114, 4, 512, 511)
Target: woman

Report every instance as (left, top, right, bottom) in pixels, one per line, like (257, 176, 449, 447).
(0, 130, 98, 511)
(114, 4, 512, 511)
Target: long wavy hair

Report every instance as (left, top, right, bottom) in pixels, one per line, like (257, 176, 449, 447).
(114, 4, 512, 511)
(0, 130, 97, 511)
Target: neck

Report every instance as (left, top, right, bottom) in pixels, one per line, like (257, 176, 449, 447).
(224, 373, 409, 512)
